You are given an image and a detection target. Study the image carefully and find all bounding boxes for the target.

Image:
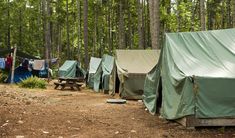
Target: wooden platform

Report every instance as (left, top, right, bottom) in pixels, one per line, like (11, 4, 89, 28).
(176, 115, 235, 128)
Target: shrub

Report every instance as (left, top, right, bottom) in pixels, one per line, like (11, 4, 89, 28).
(19, 76, 47, 89)
(0, 70, 9, 83)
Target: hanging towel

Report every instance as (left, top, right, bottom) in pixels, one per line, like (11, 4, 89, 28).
(33, 60, 45, 70)
(0, 58, 5, 69)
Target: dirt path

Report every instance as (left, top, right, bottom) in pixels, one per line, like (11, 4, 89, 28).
(0, 84, 234, 138)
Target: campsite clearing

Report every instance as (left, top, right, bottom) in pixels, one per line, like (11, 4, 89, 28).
(0, 83, 235, 137)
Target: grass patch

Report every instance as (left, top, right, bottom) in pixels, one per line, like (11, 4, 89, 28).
(19, 76, 47, 89)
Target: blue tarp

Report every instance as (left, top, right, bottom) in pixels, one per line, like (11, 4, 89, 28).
(7, 66, 32, 83)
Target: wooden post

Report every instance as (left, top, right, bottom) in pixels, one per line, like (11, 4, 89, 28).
(10, 45, 17, 84)
(47, 59, 50, 83)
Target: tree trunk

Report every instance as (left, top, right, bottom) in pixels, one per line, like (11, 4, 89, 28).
(233, 0, 235, 27)
(138, 0, 144, 49)
(200, 0, 206, 30)
(118, 0, 125, 49)
(127, 1, 132, 49)
(18, 8, 22, 49)
(84, 0, 89, 69)
(66, 0, 70, 59)
(76, 0, 81, 61)
(108, 1, 112, 54)
(149, 0, 160, 49)
(7, 0, 10, 50)
(176, 0, 180, 32)
(45, 0, 51, 81)
(93, 3, 97, 56)
(42, 0, 46, 58)
(226, 0, 231, 28)
(190, 0, 198, 31)
(146, 0, 151, 48)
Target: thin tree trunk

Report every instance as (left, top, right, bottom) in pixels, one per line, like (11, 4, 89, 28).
(190, 0, 198, 31)
(50, 6, 53, 58)
(84, 0, 89, 69)
(66, 0, 70, 59)
(226, 0, 231, 28)
(138, 0, 144, 49)
(222, 1, 226, 28)
(42, 0, 46, 58)
(127, 1, 132, 49)
(108, 0, 112, 54)
(176, 0, 180, 32)
(166, 0, 171, 32)
(76, 0, 81, 61)
(118, 0, 125, 49)
(93, 4, 97, 56)
(45, 0, 51, 81)
(200, 0, 206, 30)
(146, 0, 151, 48)
(19, 8, 22, 49)
(232, 0, 235, 27)
(7, 0, 10, 50)
(143, 0, 147, 49)
(71, 0, 75, 58)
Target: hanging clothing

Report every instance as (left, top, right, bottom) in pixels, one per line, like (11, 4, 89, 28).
(51, 58, 58, 64)
(5, 55, 13, 69)
(0, 58, 5, 69)
(33, 60, 45, 70)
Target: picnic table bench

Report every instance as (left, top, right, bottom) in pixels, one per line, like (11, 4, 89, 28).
(54, 77, 85, 90)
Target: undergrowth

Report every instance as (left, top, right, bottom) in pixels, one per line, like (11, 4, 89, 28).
(19, 76, 46, 89)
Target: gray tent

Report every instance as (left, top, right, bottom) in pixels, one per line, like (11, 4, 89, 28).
(111, 50, 159, 99)
(88, 57, 102, 88)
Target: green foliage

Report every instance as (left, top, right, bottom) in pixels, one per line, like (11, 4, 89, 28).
(19, 77, 47, 89)
(0, 70, 8, 83)
(0, 0, 233, 67)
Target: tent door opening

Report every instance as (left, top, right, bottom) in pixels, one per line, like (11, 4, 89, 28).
(115, 71, 120, 93)
(156, 77, 162, 113)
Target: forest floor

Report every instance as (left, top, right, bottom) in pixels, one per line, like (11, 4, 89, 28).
(0, 82, 235, 138)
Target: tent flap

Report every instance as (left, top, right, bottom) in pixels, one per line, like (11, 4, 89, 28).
(88, 57, 102, 88)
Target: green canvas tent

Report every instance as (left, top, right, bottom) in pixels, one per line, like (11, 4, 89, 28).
(93, 54, 114, 92)
(58, 60, 85, 78)
(102, 55, 115, 92)
(143, 28, 235, 120)
(88, 57, 102, 88)
(112, 50, 159, 99)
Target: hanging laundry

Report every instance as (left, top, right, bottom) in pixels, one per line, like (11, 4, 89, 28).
(0, 58, 5, 69)
(51, 58, 58, 64)
(33, 60, 45, 70)
(5, 54, 12, 69)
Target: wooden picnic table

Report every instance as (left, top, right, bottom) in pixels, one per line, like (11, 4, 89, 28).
(54, 77, 84, 90)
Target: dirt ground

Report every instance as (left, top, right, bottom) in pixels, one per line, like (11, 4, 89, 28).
(0, 83, 235, 138)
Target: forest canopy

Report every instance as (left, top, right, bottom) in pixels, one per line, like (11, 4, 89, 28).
(0, 0, 234, 68)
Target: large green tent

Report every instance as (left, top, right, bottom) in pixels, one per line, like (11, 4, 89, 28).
(143, 28, 235, 120)
(112, 50, 159, 99)
(93, 54, 114, 92)
(88, 57, 102, 88)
